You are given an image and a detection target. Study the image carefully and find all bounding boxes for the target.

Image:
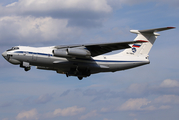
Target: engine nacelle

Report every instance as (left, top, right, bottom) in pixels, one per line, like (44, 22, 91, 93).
(53, 48, 91, 57)
(67, 48, 91, 56)
(53, 49, 68, 57)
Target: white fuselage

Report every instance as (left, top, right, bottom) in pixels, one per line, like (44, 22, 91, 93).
(2, 46, 150, 78)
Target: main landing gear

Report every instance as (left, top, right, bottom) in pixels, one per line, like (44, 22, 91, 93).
(65, 67, 91, 80)
(78, 76, 83, 80)
(66, 73, 83, 80)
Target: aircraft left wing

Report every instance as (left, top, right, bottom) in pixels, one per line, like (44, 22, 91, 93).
(83, 41, 147, 56)
(54, 40, 147, 57)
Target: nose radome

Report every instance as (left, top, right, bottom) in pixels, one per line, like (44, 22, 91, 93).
(2, 51, 7, 57)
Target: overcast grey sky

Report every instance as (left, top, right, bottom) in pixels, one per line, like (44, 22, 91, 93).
(0, 0, 179, 120)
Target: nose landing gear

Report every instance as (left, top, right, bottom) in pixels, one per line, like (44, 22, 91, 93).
(24, 67, 31, 71)
(20, 62, 31, 72)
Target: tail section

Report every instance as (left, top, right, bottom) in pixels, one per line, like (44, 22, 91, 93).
(121, 27, 175, 57)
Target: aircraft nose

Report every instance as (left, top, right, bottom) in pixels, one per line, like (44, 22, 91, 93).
(2, 51, 7, 57)
(2, 51, 8, 60)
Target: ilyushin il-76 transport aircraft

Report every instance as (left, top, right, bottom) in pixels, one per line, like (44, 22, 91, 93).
(2, 27, 175, 80)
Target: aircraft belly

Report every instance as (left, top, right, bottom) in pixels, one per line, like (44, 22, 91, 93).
(110, 61, 149, 71)
(28, 56, 102, 73)
(94, 60, 150, 73)
(16, 53, 149, 76)
(30, 56, 68, 68)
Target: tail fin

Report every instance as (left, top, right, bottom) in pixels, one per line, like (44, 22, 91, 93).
(121, 27, 175, 57)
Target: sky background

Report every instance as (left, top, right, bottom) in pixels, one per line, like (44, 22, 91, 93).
(0, 0, 179, 120)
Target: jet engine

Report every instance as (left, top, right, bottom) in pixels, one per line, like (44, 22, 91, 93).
(53, 48, 91, 57)
(52, 49, 67, 57)
(67, 48, 91, 56)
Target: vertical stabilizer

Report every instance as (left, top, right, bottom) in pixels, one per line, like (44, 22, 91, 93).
(120, 27, 175, 57)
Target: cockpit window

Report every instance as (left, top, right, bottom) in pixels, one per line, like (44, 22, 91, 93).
(7, 47, 19, 51)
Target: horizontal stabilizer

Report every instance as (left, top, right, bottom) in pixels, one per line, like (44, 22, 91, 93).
(139, 27, 175, 33)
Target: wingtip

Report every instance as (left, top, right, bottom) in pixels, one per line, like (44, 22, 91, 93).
(167, 27, 176, 29)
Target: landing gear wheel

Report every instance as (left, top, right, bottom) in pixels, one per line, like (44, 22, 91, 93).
(66, 73, 69, 77)
(78, 76, 83, 80)
(24, 67, 31, 71)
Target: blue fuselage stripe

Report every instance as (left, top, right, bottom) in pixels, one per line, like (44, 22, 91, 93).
(94, 60, 143, 62)
(13, 51, 145, 63)
(14, 51, 53, 56)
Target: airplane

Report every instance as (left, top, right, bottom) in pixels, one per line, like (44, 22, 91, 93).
(2, 27, 175, 80)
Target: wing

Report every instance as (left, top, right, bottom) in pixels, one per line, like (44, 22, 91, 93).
(84, 41, 148, 56)
(55, 40, 147, 57)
